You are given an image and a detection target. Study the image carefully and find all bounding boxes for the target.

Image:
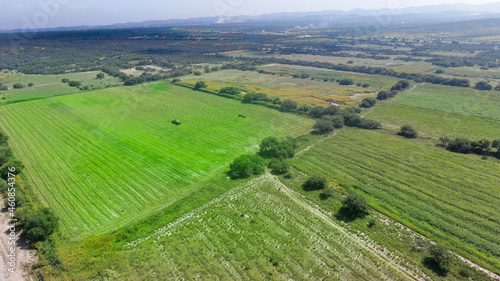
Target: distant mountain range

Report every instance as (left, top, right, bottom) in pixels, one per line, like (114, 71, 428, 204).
(2, 2, 500, 33)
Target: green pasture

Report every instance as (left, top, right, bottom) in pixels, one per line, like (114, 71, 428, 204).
(0, 82, 314, 236)
(293, 128, 500, 272)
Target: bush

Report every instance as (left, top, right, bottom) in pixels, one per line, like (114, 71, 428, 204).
(219, 86, 241, 95)
(338, 78, 354, 85)
(320, 187, 334, 200)
(376, 90, 394, 100)
(13, 83, 24, 89)
(61, 78, 69, 83)
(343, 192, 368, 215)
(313, 119, 334, 134)
(397, 125, 418, 138)
(322, 105, 339, 116)
(447, 138, 472, 154)
(474, 81, 492, 90)
(267, 158, 290, 175)
(330, 115, 345, 129)
(228, 154, 265, 179)
(281, 99, 298, 112)
(0, 130, 9, 145)
(302, 175, 327, 191)
(358, 119, 381, 130)
(300, 74, 309, 79)
(310, 106, 325, 118)
(428, 244, 453, 274)
(360, 97, 376, 108)
(193, 71, 202, 76)
(28, 83, 34, 87)
(0, 147, 13, 166)
(68, 81, 81, 87)
(259, 137, 296, 159)
(193, 81, 207, 90)
(0, 159, 24, 180)
(17, 207, 59, 243)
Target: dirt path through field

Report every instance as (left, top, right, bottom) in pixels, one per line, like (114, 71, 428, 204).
(270, 174, 427, 281)
(0, 197, 36, 281)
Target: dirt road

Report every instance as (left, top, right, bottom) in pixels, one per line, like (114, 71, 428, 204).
(0, 197, 37, 281)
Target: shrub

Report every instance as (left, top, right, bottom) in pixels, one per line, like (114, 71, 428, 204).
(302, 175, 327, 191)
(323, 105, 339, 116)
(267, 158, 290, 175)
(447, 138, 472, 154)
(28, 83, 34, 87)
(313, 119, 334, 134)
(343, 191, 368, 215)
(259, 137, 296, 159)
(193, 81, 207, 90)
(376, 90, 394, 100)
(219, 86, 241, 95)
(360, 97, 376, 108)
(330, 115, 345, 129)
(310, 106, 325, 118)
(13, 83, 24, 89)
(300, 74, 309, 79)
(281, 99, 298, 112)
(428, 244, 453, 274)
(358, 119, 381, 130)
(228, 154, 265, 179)
(61, 78, 69, 83)
(68, 81, 81, 87)
(17, 207, 59, 243)
(397, 125, 418, 138)
(474, 81, 492, 90)
(338, 78, 354, 85)
(320, 187, 334, 200)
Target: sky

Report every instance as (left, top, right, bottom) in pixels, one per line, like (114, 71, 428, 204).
(2, 0, 500, 30)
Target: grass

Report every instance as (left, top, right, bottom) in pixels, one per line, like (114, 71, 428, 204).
(393, 84, 500, 121)
(117, 174, 421, 280)
(366, 103, 500, 141)
(181, 67, 389, 107)
(0, 71, 122, 104)
(293, 128, 500, 272)
(0, 82, 314, 237)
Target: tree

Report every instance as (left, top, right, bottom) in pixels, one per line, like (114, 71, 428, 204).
(259, 137, 296, 159)
(323, 105, 339, 116)
(397, 125, 418, 138)
(219, 86, 241, 95)
(0, 147, 13, 166)
(193, 81, 207, 90)
(313, 119, 334, 133)
(474, 81, 493, 90)
(447, 138, 472, 154)
(281, 99, 297, 112)
(358, 119, 381, 130)
(0, 130, 8, 145)
(310, 106, 325, 118)
(343, 191, 368, 215)
(376, 90, 393, 100)
(338, 78, 354, 85)
(228, 155, 265, 179)
(472, 138, 491, 154)
(360, 97, 376, 108)
(330, 115, 345, 128)
(13, 83, 24, 89)
(0, 159, 24, 180)
(96, 73, 105, 79)
(17, 207, 59, 243)
(267, 158, 290, 175)
(302, 175, 327, 191)
(428, 244, 453, 274)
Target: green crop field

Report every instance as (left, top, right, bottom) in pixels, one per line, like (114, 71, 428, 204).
(367, 103, 500, 140)
(392, 84, 500, 121)
(0, 82, 314, 237)
(293, 128, 500, 272)
(0, 71, 121, 104)
(122, 174, 423, 280)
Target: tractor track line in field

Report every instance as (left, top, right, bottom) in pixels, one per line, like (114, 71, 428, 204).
(269, 174, 428, 281)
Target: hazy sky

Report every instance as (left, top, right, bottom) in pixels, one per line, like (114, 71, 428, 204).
(2, 0, 500, 30)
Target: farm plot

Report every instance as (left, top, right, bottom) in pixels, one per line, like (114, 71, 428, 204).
(366, 104, 500, 140)
(392, 84, 500, 121)
(293, 128, 500, 272)
(0, 71, 121, 104)
(0, 82, 314, 236)
(125, 173, 424, 281)
(181, 67, 393, 107)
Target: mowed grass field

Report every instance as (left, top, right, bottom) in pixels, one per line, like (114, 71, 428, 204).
(0, 82, 314, 236)
(122, 174, 422, 281)
(293, 128, 500, 272)
(392, 84, 500, 121)
(366, 83, 500, 140)
(0, 71, 121, 104)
